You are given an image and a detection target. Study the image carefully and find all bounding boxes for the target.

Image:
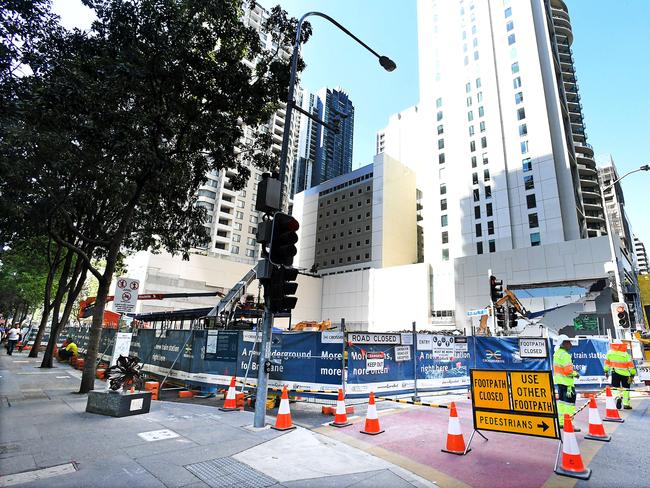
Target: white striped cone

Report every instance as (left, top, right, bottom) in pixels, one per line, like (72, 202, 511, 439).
(603, 387, 624, 423)
(555, 415, 591, 479)
(219, 376, 239, 411)
(441, 402, 468, 455)
(584, 397, 610, 441)
(272, 386, 295, 431)
(361, 391, 384, 435)
(330, 388, 351, 428)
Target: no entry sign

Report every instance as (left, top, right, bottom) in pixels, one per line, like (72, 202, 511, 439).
(113, 277, 140, 313)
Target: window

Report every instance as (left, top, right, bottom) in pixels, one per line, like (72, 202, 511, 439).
(473, 38, 478, 48)
(477, 242, 484, 254)
(471, 156, 477, 168)
(472, 25, 477, 34)
(466, 96, 473, 107)
(480, 121, 486, 132)
(522, 157, 532, 172)
(236, 211, 244, 219)
(464, 56, 469, 66)
(438, 138, 445, 149)
(440, 183, 447, 195)
(468, 111, 474, 121)
(436, 97, 443, 108)
(441, 215, 448, 227)
(477, 92, 483, 102)
(524, 175, 534, 190)
(442, 248, 449, 261)
(472, 173, 479, 185)
(528, 213, 539, 228)
(513, 76, 521, 88)
(515, 92, 523, 104)
(474, 206, 481, 219)
(506, 20, 514, 31)
(247, 237, 256, 246)
(508, 34, 516, 45)
(519, 123, 527, 136)
(481, 136, 487, 148)
(484, 169, 491, 181)
(485, 185, 492, 198)
(489, 239, 496, 253)
(440, 199, 447, 211)
(479, 106, 485, 117)
(476, 223, 482, 237)
(511, 62, 519, 73)
(505, 7, 512, 17)
(437, 124, 444, 135)
(250, 215, 258, 223)
(233, 222, 242, 231)
(517, 107, 526, 120)
(473, 51, 479, 60)
(246, 249, 256, 258)
(520, 140, 529, 154)
(482, 152, 489, 165)
(437, 111, 443, 121)
(486, 203, 493, 217)
(526, 194, 536, 209)
(476, 77, 481, 88)
(231, 245, 239, 254)
(469, 126, 475, 136)
(442, 231, 449, 244)
(473, 188, 480, 202)
(232, 234, 241, 242)
(488, 220, 494, 235)
(530, 232, 541, 247)
(465, 82, 471, 93)
(470, 140, 476, 152)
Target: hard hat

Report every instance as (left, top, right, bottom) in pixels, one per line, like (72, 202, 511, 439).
(612, 339, 623, 345)
(554, 334, 571, 345)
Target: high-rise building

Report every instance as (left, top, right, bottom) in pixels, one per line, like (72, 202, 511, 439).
(635, 235, 649, 275)
(598, 156, 634, 259)
(292, 87, 355, 196)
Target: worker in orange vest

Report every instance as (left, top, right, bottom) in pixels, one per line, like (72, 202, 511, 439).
(604, 340, 636, 409)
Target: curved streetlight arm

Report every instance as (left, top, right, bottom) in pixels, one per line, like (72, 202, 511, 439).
(602, 164, 650, 194)
(277, 11, 396, 193)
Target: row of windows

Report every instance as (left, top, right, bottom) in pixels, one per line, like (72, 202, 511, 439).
(318, 225, 371, 240)
(472, 170, 491, 185)
(318, 213, 371, 230)
(320, 253, 371, 267)
(319, 186, 371, 207)
(231, 246, 256, 258)
(474, 204, 494, 220)
(476, 240, 496, 254)
(473, 186, 492, 201)
(319, 200, 371, 217)
(317, 239, 371, 254)
(318, 173, 373, 197)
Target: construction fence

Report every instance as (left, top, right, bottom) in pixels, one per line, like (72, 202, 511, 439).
(62, 327, 616, 397)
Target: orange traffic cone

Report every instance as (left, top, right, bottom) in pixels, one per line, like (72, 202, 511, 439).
(603, 387, 624, 423)
(272, 386, 296, 431)
(360, 391, 384, 435)
(554, 414, 591, 479)
(584, 397, 610, 441)
(441, 402, 469, 455)
(219, 376, 239, 411)
(330, 388, 351, 428)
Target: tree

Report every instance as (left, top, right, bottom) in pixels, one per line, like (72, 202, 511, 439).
(1, 0, 310, 392)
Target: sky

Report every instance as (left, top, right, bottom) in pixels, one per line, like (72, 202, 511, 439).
(52, 0, 649, 246)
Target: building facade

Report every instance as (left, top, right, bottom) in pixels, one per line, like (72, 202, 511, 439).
(635, 235, 649, 275)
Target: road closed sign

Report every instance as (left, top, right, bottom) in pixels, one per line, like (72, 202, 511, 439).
(113, 277, 140, 313)
(470, 369, 559, 440)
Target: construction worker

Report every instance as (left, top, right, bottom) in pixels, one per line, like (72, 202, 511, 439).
(604, 340, 636, 410)
(553, 335, 580, 430)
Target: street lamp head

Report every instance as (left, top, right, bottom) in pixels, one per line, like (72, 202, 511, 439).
(641, 164, 650, 171)
(379, 55, 397, 72)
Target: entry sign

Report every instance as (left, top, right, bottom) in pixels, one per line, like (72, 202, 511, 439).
(470, 369, 560, 440)
(518, 337, 548, 359)
(113, 277, 140, 313)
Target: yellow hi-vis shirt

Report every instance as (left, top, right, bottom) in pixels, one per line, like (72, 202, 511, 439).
(66, 342, 78, 356)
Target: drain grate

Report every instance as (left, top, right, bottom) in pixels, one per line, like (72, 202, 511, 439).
(185, 457, 277, 488)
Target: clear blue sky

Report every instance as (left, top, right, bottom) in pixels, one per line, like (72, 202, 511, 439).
(55, 0, 650, 246)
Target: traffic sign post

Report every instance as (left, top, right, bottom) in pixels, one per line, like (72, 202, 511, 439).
(467, 369, 560, 452)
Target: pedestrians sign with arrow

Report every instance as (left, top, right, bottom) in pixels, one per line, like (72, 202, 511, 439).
(469, 369, 560, 440)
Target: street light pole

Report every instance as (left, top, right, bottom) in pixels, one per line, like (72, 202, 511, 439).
(598, 164, 649, 338)
(253, 12, 396, 429)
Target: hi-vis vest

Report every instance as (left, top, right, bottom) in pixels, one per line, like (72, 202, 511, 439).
(604, 347, 636, 376)
(553, 348, 576, 387)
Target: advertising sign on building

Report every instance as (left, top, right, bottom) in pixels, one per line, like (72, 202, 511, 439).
(113, 277, 140, 313)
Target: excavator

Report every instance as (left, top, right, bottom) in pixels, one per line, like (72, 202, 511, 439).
(477, 289, 531, 336)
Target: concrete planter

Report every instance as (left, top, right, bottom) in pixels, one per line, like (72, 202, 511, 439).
(86, 390, 152, 417)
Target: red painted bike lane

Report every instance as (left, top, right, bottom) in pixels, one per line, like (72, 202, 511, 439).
(326, 399, 594, 488)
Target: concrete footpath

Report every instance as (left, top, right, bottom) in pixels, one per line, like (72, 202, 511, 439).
(0, 352, 435, 488)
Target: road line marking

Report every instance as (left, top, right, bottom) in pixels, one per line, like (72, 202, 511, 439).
(0, 463, 76, 487)
(56, 376, 71, 379)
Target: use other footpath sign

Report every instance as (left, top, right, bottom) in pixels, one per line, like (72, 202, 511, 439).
(470, 369, 559, 440)
(113, 277, 140, 313)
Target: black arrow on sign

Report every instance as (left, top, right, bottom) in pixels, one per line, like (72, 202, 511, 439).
(536, 421, 549, 432)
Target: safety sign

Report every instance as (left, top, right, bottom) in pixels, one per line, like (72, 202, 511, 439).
(394, 345, 411, 362)
(518, 337, 549, 359)
(366, 351, 385, 372)
(470, 369, 560, 440)
(113, 277, 140, 313)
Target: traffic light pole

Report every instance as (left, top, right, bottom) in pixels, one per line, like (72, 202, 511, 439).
(253, 295, 273, 428)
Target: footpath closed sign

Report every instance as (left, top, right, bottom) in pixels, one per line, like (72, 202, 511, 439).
(518, 337, 549, 359)
(470, 369, 559, 440)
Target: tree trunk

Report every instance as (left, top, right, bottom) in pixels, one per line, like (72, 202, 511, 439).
(42, 259, 88, 368)
(29, 245, 63, 358)
(18, 302, 28, 324)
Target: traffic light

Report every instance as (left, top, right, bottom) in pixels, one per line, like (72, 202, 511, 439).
(508, 306, 518, 329)
(269, 212, 300, 267)
(610, 302, 630, 329)
(490, 275, 504, 302)
(266, 266, 299, 313)
(495, 305, 506, 328)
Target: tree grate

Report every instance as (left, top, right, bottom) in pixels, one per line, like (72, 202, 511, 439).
(185, 457, 277, 488)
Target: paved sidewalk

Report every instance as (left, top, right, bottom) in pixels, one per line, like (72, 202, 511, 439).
(0, 352, 436, 488)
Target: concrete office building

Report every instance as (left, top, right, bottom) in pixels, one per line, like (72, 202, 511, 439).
(635, 236, 648, 275)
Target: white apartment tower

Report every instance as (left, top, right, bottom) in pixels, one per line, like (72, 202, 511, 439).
(415, 0, 606, 268)
(634, 236, 648, 275)
(194, 3, 299, 264)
